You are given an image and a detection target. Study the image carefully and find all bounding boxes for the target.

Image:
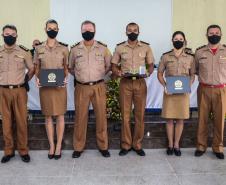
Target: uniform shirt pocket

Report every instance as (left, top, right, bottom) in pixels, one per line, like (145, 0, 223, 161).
(75, 56, 85, 70)
(166, 61, 177, 76)
(15, 55, 25, 70)
(199, 57, 208, 72)
(55, 53, 64, 68)
(182, 61, 191, 75)
(95, 54, 105, 66)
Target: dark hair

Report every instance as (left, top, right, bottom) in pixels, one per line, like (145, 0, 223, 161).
(81, 20, 96, 30)
(172, 31, 187, 45)
(45, 19, 58, 28)
(126, 22, 139, 32)
(206, 24, 221, 34)
(2, 24, 17, 33)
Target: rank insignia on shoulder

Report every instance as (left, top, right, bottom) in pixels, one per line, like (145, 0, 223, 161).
(97, 41, 107, 47)
(59, 42, 68, 47)
(117, 41, 126, 46)
(71, 42, 80, 48)
(140, 41, 150, 45)
(196, 45, 206, 51)
(162, 50, 173, 55)
(19, 45, 29, 52)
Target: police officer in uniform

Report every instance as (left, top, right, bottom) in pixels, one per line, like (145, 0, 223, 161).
(0, 25, 34, 163)
(111, 22, 155, 156)
(195, 25, 226, 159)
(34, 19, 69, 160)
(69, 20, 112, 158)
(158, 31, 195, 156)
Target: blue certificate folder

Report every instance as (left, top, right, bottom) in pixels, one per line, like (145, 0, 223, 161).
(166, 76, 191, 94)
(40, 69, 64, 87)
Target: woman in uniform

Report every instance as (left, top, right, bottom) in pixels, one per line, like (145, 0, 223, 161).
(34, 19, 69, 160)
(157, 31, 195, 156)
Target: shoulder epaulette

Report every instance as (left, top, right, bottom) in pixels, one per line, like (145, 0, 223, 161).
(59, 42, 68, 47)
(19, 45, 29, 52)
(196, 45, 206, 51)
(36, 42, 43, 46)
(185, 52, 194, 56)
(71, 42, 80, 48)
(97, 41, 107, 47)
(184, 48, 194, 56)
(185, 47, 192, 52)
(117, 41, 126, 46)
(140, 41, 150, 45)
(162, 50, 173, 55)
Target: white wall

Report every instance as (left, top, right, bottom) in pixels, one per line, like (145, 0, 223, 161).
(50, 0, 172, 63)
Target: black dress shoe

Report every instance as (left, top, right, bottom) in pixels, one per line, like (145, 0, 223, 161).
(214, 152, 225, 159)
(1, 153, 15, 163)
(194, 150, 205, 157)
(174, 148, 181, 156)
(99, 150, 110, 157)
(48, 154, 54, 159)
(21, 154, 30, 163)
(166, 147, 174, 155)
(133, 148, 146, 156)
(119, 148, 131, 156)
(72, 151, 83, 158)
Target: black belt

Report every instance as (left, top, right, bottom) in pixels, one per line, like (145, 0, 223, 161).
(123, 76, 144, 80)
(76, 79, 104, 86)
(0, 84, 25, 89)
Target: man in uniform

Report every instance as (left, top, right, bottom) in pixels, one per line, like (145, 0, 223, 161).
(111, 22, 155, 156)
(69, 20, 112, 158)
(0, 25, 34, 163)
(195, 24, 226, 159)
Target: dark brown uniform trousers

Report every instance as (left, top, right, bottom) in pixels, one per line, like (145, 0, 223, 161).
(0, 87, 28, 155)
(197, 84, 226, 153)
(73, 82, 108, 151)
(119, 78, 147, 150)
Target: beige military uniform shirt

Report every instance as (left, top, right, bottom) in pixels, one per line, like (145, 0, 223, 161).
(0, 45, 33, 85)
(111, 41, 154, 74)
(34, 41, 69, 72)
(158, 50, 195, 78)
(69, 40, 112, 83)
(195, 44, 226, 85)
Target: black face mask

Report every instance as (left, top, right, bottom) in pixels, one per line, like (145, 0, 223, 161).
(4, 35, 17, 46)
(127, 32, 139, 41)
(173, 40, 184, 49)
(82, 31, 95, 41)
(47, 30, 58, 39)
(208, 35, 221, 45)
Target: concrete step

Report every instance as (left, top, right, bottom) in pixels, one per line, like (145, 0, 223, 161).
(0, 115, 225, 150)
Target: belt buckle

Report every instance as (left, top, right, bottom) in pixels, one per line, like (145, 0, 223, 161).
(9, 85, 13, 89)
(132, 77, 136, 80)
(89, 82, 94, 85)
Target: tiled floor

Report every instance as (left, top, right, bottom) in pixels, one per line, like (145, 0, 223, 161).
(0, 148, 225, 185)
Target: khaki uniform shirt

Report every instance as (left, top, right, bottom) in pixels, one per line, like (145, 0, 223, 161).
(69, 40, 112, 83)
(195, 44, 226, 85)
(34, 41, 69, 71)
(0, 45, 33, 85)
(158, 50, 195, 78)
(111, 41, 154, 74)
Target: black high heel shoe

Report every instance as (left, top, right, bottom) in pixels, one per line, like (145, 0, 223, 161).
(48, 148, 55, 159)
(174, 148, 182, 156)
(48, 154, 55, 159)
(54, 150, 62, 160)
(166, 147, 174, 155)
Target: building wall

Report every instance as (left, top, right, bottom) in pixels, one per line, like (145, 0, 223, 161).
(0, 0, 226, 51)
